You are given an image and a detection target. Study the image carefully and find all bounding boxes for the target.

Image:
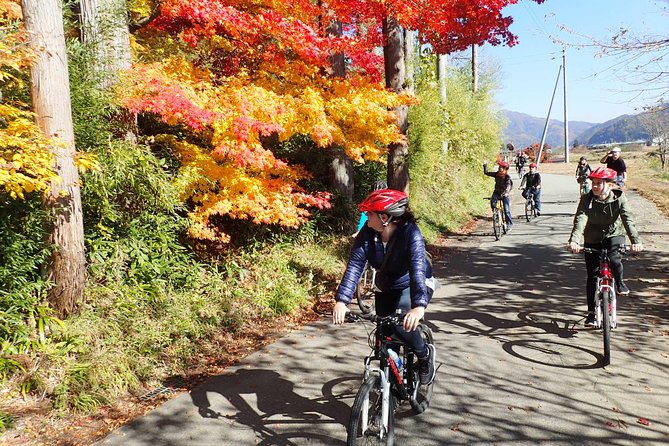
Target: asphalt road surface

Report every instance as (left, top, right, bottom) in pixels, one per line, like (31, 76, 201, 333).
(97, 173, 669, 446)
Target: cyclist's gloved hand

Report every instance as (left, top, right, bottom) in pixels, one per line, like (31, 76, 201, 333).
(568, 242, 582, 253)
(332, 301, 349, 325)
(631, 243, 643, 253)
(403, 306, 425, 332)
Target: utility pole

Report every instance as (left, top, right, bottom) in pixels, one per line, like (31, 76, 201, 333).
(537, 65, 562, 166)
(563, 49, 569, 163)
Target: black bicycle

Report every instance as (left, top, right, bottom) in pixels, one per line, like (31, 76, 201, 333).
(521, 188, 538, 221)
(355, 262, 376, 314)
(346, 311, 435, 445)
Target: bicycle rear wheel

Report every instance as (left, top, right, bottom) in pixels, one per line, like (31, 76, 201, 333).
(602, 291, 611, 366)
(355, 263, 375, 314)
(347, 375, 395, 446)
(410, 325, 435, 414)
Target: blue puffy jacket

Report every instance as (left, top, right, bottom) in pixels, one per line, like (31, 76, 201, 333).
(335, 220, 433, 308)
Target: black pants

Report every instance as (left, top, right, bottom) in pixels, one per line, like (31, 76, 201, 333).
(583, 236, 625, 312)
(375, 288, 428, 358)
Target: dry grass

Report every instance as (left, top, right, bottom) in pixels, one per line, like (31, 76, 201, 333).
(539, 145, 669, 218)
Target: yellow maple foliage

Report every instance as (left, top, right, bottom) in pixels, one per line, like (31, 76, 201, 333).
(1, 1, 99, 200)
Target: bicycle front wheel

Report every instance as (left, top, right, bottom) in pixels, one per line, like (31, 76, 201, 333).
(525, 200, 531, 222)
(602, 291, 611, 366)
(492, 209, 501, 240)
(410, 325, 435, 414)
(347, 375, 394, 446)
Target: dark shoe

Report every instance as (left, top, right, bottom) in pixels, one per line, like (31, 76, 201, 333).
(536, 211, 541, 216)
(617, 282, 630, 295)
(418, 344, 436, 385)
(584, 313, 595, 327)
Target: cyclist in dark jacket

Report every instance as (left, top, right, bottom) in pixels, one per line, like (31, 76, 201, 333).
(333, 189, 436, 385)
(568, 167, 643, 326)
(575, 157, 592, 194)
(520, 162, 542, 215)
(483, 160, 514, 229)
(600, 147, 627, 188)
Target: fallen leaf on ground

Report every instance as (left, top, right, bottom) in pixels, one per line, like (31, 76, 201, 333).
(638, 418, 651, 426)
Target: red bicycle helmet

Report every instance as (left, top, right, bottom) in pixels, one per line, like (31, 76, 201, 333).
(589, 167, 617, 181)
(358, 189, 409, 217)
(498, 161, 510, 168)
(529, 163, 537, 168)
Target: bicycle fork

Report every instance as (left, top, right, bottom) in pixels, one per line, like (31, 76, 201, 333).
(596, 263, 617, 329)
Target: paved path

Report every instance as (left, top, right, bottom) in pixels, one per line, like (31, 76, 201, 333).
(97, 174, 669, 446)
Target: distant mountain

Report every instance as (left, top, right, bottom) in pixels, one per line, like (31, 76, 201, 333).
(576, 114, 649, 145)
(501, 110, 597, 148)
(502, 109, 657, 149)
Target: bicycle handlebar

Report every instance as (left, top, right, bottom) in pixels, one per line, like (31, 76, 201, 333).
(580, 246, 630, 255)
(345, 310, 405, 325)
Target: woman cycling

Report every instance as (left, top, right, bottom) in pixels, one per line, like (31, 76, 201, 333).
(483, 160, 514, 230)
(567, 167, 643, 326)
(354, 180, 388, 235)
(332, 189, 436, 385)
(575, 156, 592, 195)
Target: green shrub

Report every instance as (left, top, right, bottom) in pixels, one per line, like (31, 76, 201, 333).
(409, 57, 501, 241)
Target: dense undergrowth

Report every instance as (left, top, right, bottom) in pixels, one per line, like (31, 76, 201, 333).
(0, 49, 500, 432)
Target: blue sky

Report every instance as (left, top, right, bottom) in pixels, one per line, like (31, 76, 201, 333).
(480, 0, 669, 123)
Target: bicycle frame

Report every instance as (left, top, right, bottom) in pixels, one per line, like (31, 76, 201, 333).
(592, 250, 617, 329)
(347, 311, 426, 442)
(582, 247, 625, 365)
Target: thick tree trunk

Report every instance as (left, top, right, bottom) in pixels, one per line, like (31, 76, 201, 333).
(80, 0, 136, 141)
(79, 0, 132, 87)
(326, 19, 354, 200)
(383, 16, 409, 193)
(22, 0, 86, 316)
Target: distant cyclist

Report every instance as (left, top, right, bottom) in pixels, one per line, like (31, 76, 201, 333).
(519, 162, 542, 216)
(483, 160, 514, 231)
(567, 167, 643, 326)
(354, 180, 388, 236)
(333, 189, 436, 385)
(575, 156, 592, 194)
(515, 152, 528, 176)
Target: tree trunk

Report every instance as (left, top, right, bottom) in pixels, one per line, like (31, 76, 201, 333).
(471, 44, 479, 93)
(22, 0, 86, 317)
(79, 0, 132, 88)
(383, 16, 409, 193)
(326, 19, 354, 201)
(438, 53, 449, 154)
(404, 29, 416, 95)
(80, 0, 137, 141)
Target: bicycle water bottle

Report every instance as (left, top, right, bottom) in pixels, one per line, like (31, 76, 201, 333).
(388, 349, 403, 372)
